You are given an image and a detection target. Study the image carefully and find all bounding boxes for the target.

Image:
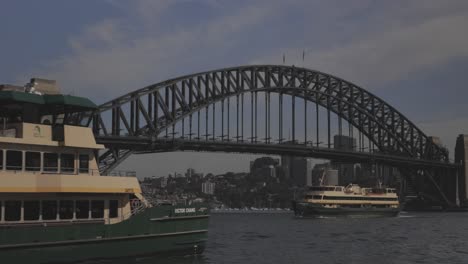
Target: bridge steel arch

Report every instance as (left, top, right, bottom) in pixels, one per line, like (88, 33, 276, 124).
(89, 65, 457, 206)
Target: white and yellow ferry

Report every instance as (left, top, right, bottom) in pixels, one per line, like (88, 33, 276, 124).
(293, 184, 400, 217)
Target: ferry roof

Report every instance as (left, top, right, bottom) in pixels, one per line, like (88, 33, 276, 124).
(0, 91, 97, 112)
(43, 94, 97, 110)
(0, 90, 44, 105)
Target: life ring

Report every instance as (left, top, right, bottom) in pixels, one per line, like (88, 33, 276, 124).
(131, 199, 141, 208)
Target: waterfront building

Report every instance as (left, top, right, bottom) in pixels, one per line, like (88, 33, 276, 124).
(202, 181, 215, 195)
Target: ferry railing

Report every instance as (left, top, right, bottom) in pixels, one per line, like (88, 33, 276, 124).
(4, 165, 25, 172)
(103, 197, 204, 225)
(81, 169, 136, 177)
(0, 167, 136, 177)
(105, 170, 137, 177)
(0, 128, 17, 138)
(25, 166, 43, 172)
(103, 199, 148, 225)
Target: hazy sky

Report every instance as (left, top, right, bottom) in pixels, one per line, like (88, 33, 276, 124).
(1, 0, 468, 178)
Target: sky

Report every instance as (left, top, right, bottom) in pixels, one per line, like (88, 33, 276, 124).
(1, 0, 468, 178)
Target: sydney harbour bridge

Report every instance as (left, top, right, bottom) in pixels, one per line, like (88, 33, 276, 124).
(83, 65, 462, 209)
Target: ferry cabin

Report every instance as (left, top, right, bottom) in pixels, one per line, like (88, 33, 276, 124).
(0, 80, 142, 226)
(303, 185, 400, 209)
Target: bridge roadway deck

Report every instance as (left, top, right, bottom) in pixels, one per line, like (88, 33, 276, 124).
(95, 136, 458, 170)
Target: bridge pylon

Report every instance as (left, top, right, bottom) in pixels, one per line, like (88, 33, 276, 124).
(455, 135, 468, 206)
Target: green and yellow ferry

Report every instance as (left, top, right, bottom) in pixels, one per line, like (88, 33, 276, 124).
(0, 78, 209, 263)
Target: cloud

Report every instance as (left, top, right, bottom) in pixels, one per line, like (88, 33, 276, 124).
(34, 1, 282, 102)
(68, 19, 124, 51)
(18, 1, 291, 176)
(21, 0, 468, 97)
(34, 1, 468, 99)
(253, 3, 468, 89)
(320, 14, 468, 86)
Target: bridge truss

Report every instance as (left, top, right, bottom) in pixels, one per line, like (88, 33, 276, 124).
(86, 65, 459, 207)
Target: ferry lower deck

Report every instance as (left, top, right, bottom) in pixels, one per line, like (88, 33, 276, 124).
(0, 202, 210, 263)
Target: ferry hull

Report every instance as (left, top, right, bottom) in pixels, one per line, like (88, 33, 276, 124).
(0, 204, 209, 264)
(293, 202, 400, 218)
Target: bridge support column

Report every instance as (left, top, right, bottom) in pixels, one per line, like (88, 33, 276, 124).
(439, 167, 457, 206)
(455, 135, 468, 206)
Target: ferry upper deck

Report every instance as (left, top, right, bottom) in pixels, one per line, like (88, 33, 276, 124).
(0, 78, 141, 194)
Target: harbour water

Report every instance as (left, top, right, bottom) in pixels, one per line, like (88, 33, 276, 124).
(87, 211, 468, 264)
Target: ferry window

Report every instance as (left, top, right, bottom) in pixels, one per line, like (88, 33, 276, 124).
(91, 200, 104, 218)
(25, 152, 41, 171)
(61, 154, 75, 173)
(24, 201, 40, 220)
(5, 200, 21, 221)
(44, 153, 58, 172)
(79, 154, 89, 173)
(59, 200, 74, 219)
(6, 150, 22, 171)
(76, 200, 89, 219)
(0, 150, 3, 170)
(0, 201, 2, 220)
(42, 200, 58, 220)
(109, 200, 119, 218)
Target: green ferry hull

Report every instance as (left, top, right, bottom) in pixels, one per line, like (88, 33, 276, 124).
(0, 204, 209, 263)
(294, 202, 400, 218)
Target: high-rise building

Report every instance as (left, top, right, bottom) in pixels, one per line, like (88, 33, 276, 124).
(333, 135, 356, 185)
(311, 162, 342, 186)
(334, 135, 356, 150)
(185, 168, 196, 178)
(268, 165, 276, 178)
(334, 133, 402, 187)
(282, 156, 313, 186)
(160, 177, 168, 188)
(281, 155, 292, 179)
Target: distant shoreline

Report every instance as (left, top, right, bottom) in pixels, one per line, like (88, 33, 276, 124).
(211, 208, 292, 214)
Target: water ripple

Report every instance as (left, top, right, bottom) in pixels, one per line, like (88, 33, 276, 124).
(88, 212, 468, 264)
